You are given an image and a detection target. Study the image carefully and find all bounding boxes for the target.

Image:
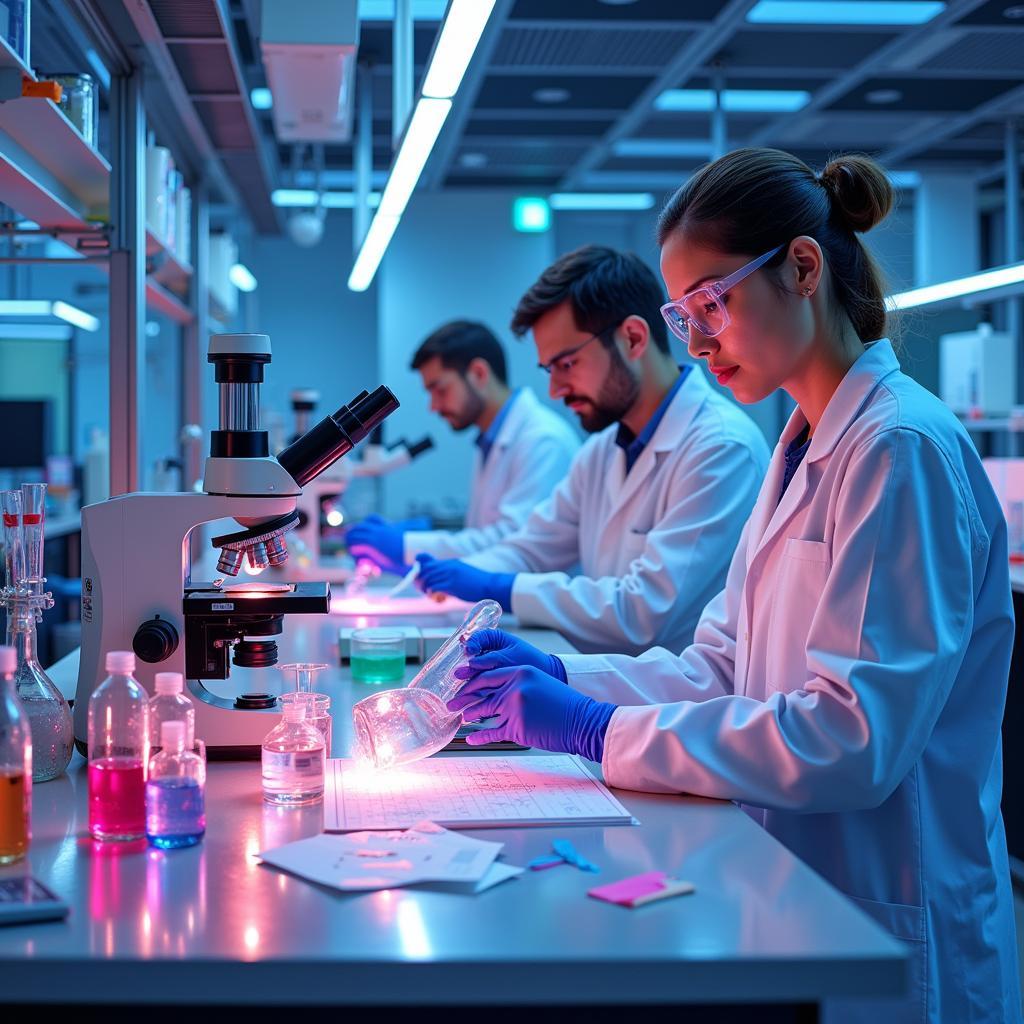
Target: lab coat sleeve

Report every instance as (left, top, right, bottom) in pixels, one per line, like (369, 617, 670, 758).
(601, 427, 981, 809)
(506, 436, 764, 655)
(402, 431, 575, 562)
(460, 449, 590, 575)
(560, 517, 752, 705)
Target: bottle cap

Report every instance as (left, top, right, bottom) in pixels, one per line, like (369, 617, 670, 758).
(105, 650, 136, 674)
(282, 702, 308, 723)
(155, 672, 184, 695)
(160, 720, 187, 748)
(0, 646, 15, 675)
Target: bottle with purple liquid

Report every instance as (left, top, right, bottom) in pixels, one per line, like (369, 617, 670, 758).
(88, 651, 148, 842)
(146, 721, 205, 849)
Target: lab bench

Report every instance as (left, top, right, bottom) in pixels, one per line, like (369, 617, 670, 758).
(8, 611, 906, 1021)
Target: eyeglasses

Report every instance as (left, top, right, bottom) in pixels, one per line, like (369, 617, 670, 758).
(538, 322, 620, 376)
(660, 245, 784, 343)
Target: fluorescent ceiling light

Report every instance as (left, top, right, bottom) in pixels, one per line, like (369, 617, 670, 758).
(358, 0, 448, 18)
(250, 87, 273, 110)
(348, 2, 496, 291)
(549, 193, 655, 211)
(886, 262, 1024, 311)
(0, 299, 99, 332)
(229, 263, 258, 292)
(513, 197, 551, 233)
(747, 1, 945, 24)
(348, 214, 400, 292)
(656, 89, 811, 113)
(272, 189, 381, 208)
(52, 301, 100, 331)
(614, 139, 715, 158)
(888, 170, 920, 189)
(421, 0, 497, 99)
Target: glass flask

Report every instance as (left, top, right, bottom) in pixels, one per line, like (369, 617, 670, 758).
(7, 600, 73, 782)
(279, 662, 328, 693)
(351, 600, 502, 769)
(88, 651, 149, 842)
(148, 672, 196, 755)
(146, 721, 205, 849)
(261, 702, 325, 806)
(278, 692, 332, 757)
(0, 645, 31, 864)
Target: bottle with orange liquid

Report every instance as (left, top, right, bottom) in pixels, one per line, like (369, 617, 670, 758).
(0, 645, 31, 863)
(88, 651, 148, 842)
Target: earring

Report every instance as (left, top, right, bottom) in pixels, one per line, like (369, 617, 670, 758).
(802, 287, 812, 296)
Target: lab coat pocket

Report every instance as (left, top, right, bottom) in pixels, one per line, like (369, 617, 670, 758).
(839, 894, 927, 1024)
(765, 538, 832, 695)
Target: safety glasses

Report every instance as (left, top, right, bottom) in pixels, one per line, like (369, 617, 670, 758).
(660, 244, 784, 343)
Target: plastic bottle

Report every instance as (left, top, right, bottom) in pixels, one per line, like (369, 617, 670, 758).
(148, 672, 196, 755)
(261, 702, 325, 806)
(0, 646, 31, 864)
(146, 721, 205, 849)
(88, 650, 148, 841)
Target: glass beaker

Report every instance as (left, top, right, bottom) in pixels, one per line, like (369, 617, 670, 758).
(1, 489, 26, 592)
(351, 600, 501, 769)
(350, 629, 405, 684)
(279, 662, 328, 693)
(18, 483, 45, 598)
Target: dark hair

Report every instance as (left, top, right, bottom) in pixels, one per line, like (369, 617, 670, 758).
(410, 320, 508, 384)
(510, 245, 670, 354)
(657, 148, 894, 343)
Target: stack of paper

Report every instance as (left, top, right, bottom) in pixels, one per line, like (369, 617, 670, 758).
(258, 820, 523, 894)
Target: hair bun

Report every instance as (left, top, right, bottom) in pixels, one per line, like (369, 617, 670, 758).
(819, 154, 894, 234)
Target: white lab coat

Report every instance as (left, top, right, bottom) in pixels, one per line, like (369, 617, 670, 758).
(403, 388, 578, 561)
(467, 368, 770, 655)
(563, 341, 1021, 1024)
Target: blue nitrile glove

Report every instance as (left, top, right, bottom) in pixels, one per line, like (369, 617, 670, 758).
(448, 666, 617, 761)
(346, 515, 408, 575)
(415, 554, 515, 612)
(453, 628, 567, 684)
(393, 515, 431, 531)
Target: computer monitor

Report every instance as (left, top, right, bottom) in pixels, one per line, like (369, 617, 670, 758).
(0, 400, 52, 469)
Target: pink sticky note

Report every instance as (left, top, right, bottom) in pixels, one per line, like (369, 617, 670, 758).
(588, 871, 694, 908)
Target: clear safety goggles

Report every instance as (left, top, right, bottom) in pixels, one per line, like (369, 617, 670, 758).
(660, 244, 784, 343)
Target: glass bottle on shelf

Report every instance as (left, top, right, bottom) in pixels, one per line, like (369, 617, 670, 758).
(0, 645, 31, 864)
(262, 702, 325, 806)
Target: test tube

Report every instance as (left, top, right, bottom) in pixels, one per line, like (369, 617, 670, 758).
(20, 483, 45, 596)
(279, 662, 328, 693)
(0, 489, 25, 591)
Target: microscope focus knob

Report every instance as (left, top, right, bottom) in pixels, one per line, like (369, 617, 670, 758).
(133, 617, 180, 664)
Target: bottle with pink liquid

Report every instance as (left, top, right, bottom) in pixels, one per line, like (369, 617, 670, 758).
(88, 650, 148, 841)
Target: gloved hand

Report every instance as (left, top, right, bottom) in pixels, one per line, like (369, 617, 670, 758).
(415, 554, 515, 611)
(392, 515, 431, 532)
(448, 666, 617, 761)
(454, 629, 567, 684)
(346, 515, 408, 576)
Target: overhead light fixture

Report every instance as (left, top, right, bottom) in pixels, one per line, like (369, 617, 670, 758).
(865, 88, 903, 104)
(348, 0, 497, 290)
(512, 198, 551, 233)
(1003, 4, 1024, 17)
(272, 189, 382, 208)
(458, 152, 489, 169)
(614, 139, 715, 158)
(229, 263, 258, 292)
(549, 193, 655, 211)
(358, 0, 448, 18)
(887, 170, 920, 189)
(532, 87, 571, 104)
(250, 87, 273, 110)
(747, 1, 945, 24)
(655, 89, 811, 113)
(886, 261, 1024, 311)
(0, 299, 99, 332)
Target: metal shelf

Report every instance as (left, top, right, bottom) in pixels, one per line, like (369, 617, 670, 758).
(0, 97, 110, 224)
(146, 228, 193, 295)
(145, 278, 194, 326)
(0, 35, 32, 78)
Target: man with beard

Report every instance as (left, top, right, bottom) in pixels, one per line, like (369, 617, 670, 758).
(347, 320, 578, 570)
(414, 245, 770, 655)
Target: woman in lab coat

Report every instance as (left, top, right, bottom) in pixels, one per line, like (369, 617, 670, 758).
(449, 148, 1022, 1023)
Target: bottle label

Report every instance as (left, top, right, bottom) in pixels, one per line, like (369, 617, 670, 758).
(264, 750, 323, 777)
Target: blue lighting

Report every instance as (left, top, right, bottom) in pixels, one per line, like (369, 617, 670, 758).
(655, 89, 811, 113)
(513, 197, 551, 233)
(250, 88, 273, 110)
(549, 193, 655, 211)
(747, 1, 945, 24)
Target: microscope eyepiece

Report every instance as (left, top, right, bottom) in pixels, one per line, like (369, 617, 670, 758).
(277, 385, 400, 488)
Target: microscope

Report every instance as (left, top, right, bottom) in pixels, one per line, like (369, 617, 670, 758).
(282, 389, 434, 580)
(73, 333, 399, 758)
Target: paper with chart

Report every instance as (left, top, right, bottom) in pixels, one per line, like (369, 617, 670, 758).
(325, 754, 636, 831)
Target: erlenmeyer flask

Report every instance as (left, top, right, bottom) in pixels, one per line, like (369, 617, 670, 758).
(8, 601, 73, 782)
(351, 600, 501, 769)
